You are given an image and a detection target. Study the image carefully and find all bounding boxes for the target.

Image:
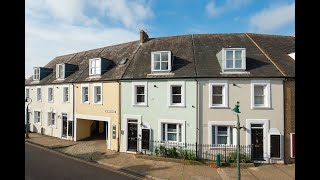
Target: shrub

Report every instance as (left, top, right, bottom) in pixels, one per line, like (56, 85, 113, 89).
(227, 152, 251, 163)
(181, 150, 196, 160)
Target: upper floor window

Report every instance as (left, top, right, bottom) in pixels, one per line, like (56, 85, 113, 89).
(168, 81, 185, 107)
(48, 87, 53, 102)
(151, 51, 172, 72)
(56, 64, 65, 79)
(93, 84, 102, 104)
(33, 68, 40, 80)
(37, 88, 42, 101)
(223, 48, 246, 70)
(251, 80, 271, 109)
(26, 88, 29, 99)
(63, 87, 69, 102)
(209, 80, 228, 108)
(132, 82, 148, 106)
(81, 84, 89, 103)
(89, 58, 101, 76)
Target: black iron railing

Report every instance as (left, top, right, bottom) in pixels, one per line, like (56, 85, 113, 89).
(136, 139, 252, 162)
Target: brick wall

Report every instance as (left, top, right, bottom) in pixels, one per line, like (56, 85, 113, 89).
(284, 79, 295, 164)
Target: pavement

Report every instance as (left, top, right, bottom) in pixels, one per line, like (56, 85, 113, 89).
(25, 133, 295, 180)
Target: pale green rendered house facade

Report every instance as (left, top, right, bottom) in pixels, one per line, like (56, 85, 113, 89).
(120, 79, 197, 152)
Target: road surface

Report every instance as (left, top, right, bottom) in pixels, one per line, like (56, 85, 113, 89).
(25, 142, 142, 180)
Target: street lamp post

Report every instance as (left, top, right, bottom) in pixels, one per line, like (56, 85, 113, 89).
(25, 97, 32, 139)
(232, 101, 242, 180)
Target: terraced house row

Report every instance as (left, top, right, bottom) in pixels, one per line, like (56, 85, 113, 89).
(25, 31, 295, 164)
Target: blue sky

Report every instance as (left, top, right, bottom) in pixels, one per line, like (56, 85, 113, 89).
(25, 0, 295, 78)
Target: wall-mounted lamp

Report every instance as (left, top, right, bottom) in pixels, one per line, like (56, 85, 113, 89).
(49, 107, 53, 112)
(154, 85, 158, 88)
(233, 83, 236, 86)
(57, 115, 61, 119)
(56, 87, 59, 89)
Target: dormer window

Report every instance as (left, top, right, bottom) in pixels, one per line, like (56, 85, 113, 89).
(151, 51, 172, 72)
(89, 58, 101, 76)
(224, 48, 246, 70)
(56, 64, 65, 79)
(33, 68, 40, 80)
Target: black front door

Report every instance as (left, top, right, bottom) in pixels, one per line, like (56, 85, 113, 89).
(251, 128, 264, 160)
(128, 123, 138, 151)
(62, 114, 67, 137)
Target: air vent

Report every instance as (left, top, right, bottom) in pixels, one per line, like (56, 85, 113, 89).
(119, 58, 128, 65)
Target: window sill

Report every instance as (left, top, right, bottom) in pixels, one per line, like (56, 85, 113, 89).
(251, 107, 271, 110)
(63, 101, 70, 103)
(168, 105, 186, 108)
(158, 142, 185, 147)
(81, 102, 90, 104)
(209, 106, 229, 109)
(48, 125, 56, 128)
(93, 102, 103, 105)
(209, 146, 236, 150)
(37, 100, 42, 102)
(133, 104, 148, 107)
(48, 101, 54, 103)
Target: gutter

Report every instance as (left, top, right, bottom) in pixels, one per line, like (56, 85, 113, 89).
(118, 80, 121, 152)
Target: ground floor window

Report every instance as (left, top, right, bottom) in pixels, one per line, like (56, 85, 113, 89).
(34, 111, 41, 124)
(212, 125, 234, 145)
(48, 112, 55, 126)
(162, 123, 182, 142)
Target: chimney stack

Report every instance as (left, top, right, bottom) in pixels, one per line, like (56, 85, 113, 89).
(140, 30, 149, 44)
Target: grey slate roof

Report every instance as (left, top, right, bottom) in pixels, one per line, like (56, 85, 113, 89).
(25, 33, 295, 85)
(246, 33, 295, 77)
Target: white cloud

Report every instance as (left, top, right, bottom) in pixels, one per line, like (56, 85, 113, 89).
(249, 2, 295, 32)
(206, 0, 250, 17)
(92, 0, 154, 29)
(25, 0, 153, 78)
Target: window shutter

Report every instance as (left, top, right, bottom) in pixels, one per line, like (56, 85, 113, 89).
(242, 49, 246, 70)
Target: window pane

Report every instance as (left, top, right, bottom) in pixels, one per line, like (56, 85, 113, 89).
(254, 86, 264, 96)
(95, 67, 101, 74)
(96, 87, 101, 94)
(226, 60, 233, 68)
(230, 128, 233, 144)
(161, 52, 168, 62)
(97, 95, 101, 102)
(235, 50, 242, 59)
(218, 126, 227, 134)
(212, 96, 222, 104)
(212, 86, 222, 95)
(136, 86, 144, 94)
(212, 126, 216, 144)
(137, 95, 145, 103)
(168, 133, 177, 141)
(179, 125, 182, 142)
(235, 60, 242, 68)
(218, 136, 227, 144)
(154, 62, 160, 70)
(172, 95, 181, 103)
(254, 96, 264, 105)
(167, 124, 177, 132)
(226, 51, 233, 60)
(154, 53, 160, 62)
(161, 62, 168, 70)
(172, 86, 181, 94)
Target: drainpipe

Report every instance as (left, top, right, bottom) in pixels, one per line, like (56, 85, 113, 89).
(72, 82, 75, 141)
(118, 81, 121, 152)
(195, 78, 200, 158)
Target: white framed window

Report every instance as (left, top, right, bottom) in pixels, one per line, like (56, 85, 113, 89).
(167, 81, 185, 107)
(37, 87, 42, 101)
(25, 88, 29, 99)
(81, 84, 89, 103)
(151, 51, 172, 72)
(132, 82, 148, 106)
(89, 58, 101, 76)
(63, 87, 69, 102)
(34, 111, 41, 124)
(48, 87, 54, 102)
(209, 80, 228, 108)
(33, 67, 40, 80)
(251, 80, 271, 109)
(208, 121, 236, 145)
(93, 83, 102, 104)
(56, 64, 65, 79)
(48, 112, 55, 127)
(223, 48, 246, 70)
(158, 119, 185, 143)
